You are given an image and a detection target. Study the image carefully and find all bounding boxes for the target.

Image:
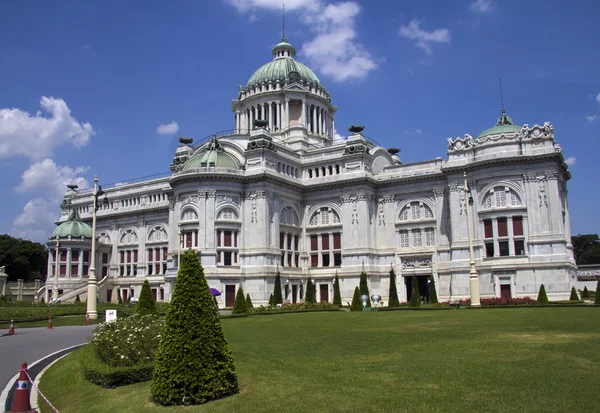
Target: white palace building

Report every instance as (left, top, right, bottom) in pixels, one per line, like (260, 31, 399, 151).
(44, 36, 576, 307)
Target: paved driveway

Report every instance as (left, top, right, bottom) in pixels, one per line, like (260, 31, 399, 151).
(0, 325, 95, 391)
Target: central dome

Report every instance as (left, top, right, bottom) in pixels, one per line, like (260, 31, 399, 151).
(246, 37, 322, 89)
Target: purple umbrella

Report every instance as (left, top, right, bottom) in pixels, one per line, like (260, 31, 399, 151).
(209, 288, 222, 296)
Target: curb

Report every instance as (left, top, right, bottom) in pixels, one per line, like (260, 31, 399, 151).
(0, 343, 87, 412)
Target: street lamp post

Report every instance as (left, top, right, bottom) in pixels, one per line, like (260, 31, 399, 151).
(86, 176, 106, 320)
(53, 239, 60, 302)
(464, 171, 480, 306)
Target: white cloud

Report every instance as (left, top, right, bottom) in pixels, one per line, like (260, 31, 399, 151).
(470, 0, 494, 13)
(0, 97, 94, 161)
(565, 157, 576, 166)
(333, 129, 347, 143)
(225, 0, 377, 82)
(404, 128, 423, 135)
(587, 115, 598, 122)
(11, 158, 89, 243)
(156, 121, 179, 135)
(398, 20, 450, 55)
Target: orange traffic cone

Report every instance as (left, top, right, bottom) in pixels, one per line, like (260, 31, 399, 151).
(47, 315, 52, 330)
(7, 363, 37, 412)
(8, 319, 15, 335)
(85, 313, 91, 325)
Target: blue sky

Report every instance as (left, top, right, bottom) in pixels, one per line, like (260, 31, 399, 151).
(0, 0, 598, 243)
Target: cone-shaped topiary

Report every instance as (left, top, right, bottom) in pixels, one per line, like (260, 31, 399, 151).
(273, 271, 283, 305)
(595, 280, 600, 305)
(245, 293, 253, 309)
(570, 286, 580, 301)
(359, 269, 371, 307)
(333, 272, 342, 307)
(39, 296, 45, 305)
(388, 268, 400, 307)
(409, 276, 421, 308)
(118, 293, 123, 304)
(582, 286, 590, 299)
(268, 293, 274, 306)
(137, 279, 157, 315)
(350, 286, 362, 311)
(537, 284, 549, 304)
(305, 277, 316, 304)
(232, 287, 248, 314)
(74, 294, 81, 305)
(429, 276, 438, 304)
(151, 250, 238, 405)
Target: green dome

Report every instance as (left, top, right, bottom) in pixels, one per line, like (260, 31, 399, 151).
(50, 210, 92, 240)
(477, 108, 521, 139)
(246, 37, 321, 88)
(182, 136, 240, 171)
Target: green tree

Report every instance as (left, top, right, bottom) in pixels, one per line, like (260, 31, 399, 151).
(537, 284, 549, 304)
(39, 296, 45, 305)
(74, 294, 81, 305)
(118, 293, 123, 304)
(569, 287, 580, 301)
(428, 276, 438, 304)
(359, 270, 371, 307)
(582, 286, 590, 299)
(151, 250, 238, 405)
(245, 293, 253, 309)
(305, 277, 316, 304)
(409, 276, 421, 308)
(333, 272, 342, 307)
(350, 286, 362, 311)
(232, 287, 248, 314)
(0, 234, 47, 282)
(268, 293, 274, 306)
(595, 280, 600, 305)
(388, 268, 400, 307)
(571, 234, 600, 265)
(273, 271, 283, 305)
(137, 279, 157, 315)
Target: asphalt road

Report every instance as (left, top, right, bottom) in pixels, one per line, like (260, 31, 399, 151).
(0, 325, 95, 392)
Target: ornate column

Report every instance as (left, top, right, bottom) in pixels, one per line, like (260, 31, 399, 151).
(268, 102, 273, 130)
(301, 99, 306, 126)
(66, 248, 72, 278)
(285, 99, 290, 129)
(317, 107, 322, 135)
(250, 106, 255, 128)
(312, 105, 317, 133)
(206, 191, 216, 249)
(277, 102, 282, 131)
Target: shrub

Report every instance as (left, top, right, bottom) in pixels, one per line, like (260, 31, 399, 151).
(136, 279, 157, 316)
(268, 293, 274, 306)
(333, 272, 342, 307)
(74, 295, 81, 305)
(118, 294, 123, 304)
(596, 280, 600, 305)
(537, 284, 549, 304)
(350, 286, 362, 311)
(481, 297, 536, 306)
(232, 287, 248, 315)
(81, 344, 154, 388)
(429, 276, 438, 304)
(305, 277, 316, 304)
(273, 271, 283, 305)
(388, 268, 400, 308)
(151, 250, 238, 406)
(582, 287, 590, 299)
(249, 302, 339, 315)
(409, 276, 421, 308)
(39, 296, 44, 305)
(359, 270, 371, 307)
(570, 287, 579, 301)
(245, 294, 254, 309)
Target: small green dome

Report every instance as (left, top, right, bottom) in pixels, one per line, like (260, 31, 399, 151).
(50, 210, 92, 240)
(183, 136, 240, 171)
(246, 37, 322, 89)
(477, 108, 521, 139)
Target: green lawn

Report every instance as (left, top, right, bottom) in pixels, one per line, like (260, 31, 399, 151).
(0, 315, 102, 329)
(39, 308, 600, 413)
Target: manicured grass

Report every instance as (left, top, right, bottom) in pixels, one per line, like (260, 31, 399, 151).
(0, 315, 102, 329)
(39, 308, 600, 413)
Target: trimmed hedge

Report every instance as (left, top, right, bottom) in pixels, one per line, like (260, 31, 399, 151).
(232, 287, 248, 315)
(429, 276, 438, 304)
(537, 284, 549, 304)
(333, 272, 342, 307)
(388, 268, 400, 308)
(245, 294, 254, 309)
(136, 279, 157, 315)
(570, 287, 580, 301)
(273, 271, 283, 305)
(359, 271, 371, 307)
(409, 276, 421, 308)
(81, 344, 154, 388)
(305, 277, 316, 304)
(350, 286, 362, 311)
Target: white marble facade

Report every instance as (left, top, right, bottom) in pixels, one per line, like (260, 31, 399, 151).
(45, 39, 576, 306)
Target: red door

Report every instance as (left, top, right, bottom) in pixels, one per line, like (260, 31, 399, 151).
(122, 289, 128, 303)
(320, 284, 329, 303)
(500, 285, 511, 299)
(225, 285, 236, 307)
(292, 285, 298, 304)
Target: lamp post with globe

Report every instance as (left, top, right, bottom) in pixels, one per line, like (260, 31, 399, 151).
(86, 176, 108, 320)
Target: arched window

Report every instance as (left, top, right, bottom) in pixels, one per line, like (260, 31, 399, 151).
(482, 186, 523, 209)
(181, 208, 198, 222)
(217, 207, 239, 220)
(309, 207, 341, 227)
(398, 202, 434, 222)
(280, 206, 300, 227)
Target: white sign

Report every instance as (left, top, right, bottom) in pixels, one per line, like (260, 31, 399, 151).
(105, 309, 117, 323)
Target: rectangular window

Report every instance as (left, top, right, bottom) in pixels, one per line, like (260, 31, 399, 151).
(287, 253, 292, 267)
(514, 240, 525, 256)
(60, 250, 68, 261)
(72, 250, 80, 261)
(163, 263, 167, 274)
(311, 254, 318, 267)
(311, 235, 318, 251)
(333, 233, 341, 249)
(322, 234, 329, 250)
(83, 250, 90, 262)
(499, 241, 509, 256)
(71, 265, 78, 275)
(223, 251, 232, 266)
(295, 235, 299, 251)
(83, 265, 89, 275)
(280, 232, 285, 249)
(186, 233, 192, 248)
(281, 252, 285, 267)
(334, 252, 342, 267)
(217, 231, 222, 247)
(484, 219, 493, 238)
(127, 265, 131, 276)
(194, 231, 198, 246)
(234, 232, 237, 247)
(126, 250, 131, 263)
(295, 253, 300, 267)
(224, 231, 232, 247)
(120, 251, 124, 264)
(513, 216, 523, 236)
(498, 217, 508, 237)
(120, 266, 125, 276)
(163, 248, 168, 260)
(133, 250, 138, 263)
(60, 265, 66, 275)
(287, 235, 292, 250)
(148, 265, 153, 275)
(102, 253, 108, 264)
(322, 253, 330, 267)
(102, 267, 108, 277)
(155, 264, 160, 275)
(485, 242, 495, 257)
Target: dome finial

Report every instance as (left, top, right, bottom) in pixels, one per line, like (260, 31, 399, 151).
(281, 3, 287, 43)
(496, 78, 514, 126)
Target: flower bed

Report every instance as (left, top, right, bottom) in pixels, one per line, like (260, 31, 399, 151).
(248, 302, 340, 315)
